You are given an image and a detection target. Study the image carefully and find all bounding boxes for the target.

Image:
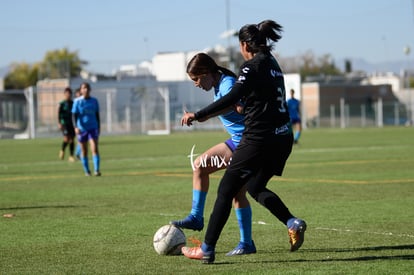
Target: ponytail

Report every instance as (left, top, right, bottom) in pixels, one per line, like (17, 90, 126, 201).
(238, 20, 283, 53)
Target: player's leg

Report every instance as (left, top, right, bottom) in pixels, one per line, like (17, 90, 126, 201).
(171, 142, 232, 231)
(68, 133, 75, 162)
(75, 142, 81, 159)
(59, 133, 69, 160)
(293, 120, 302, 143)
(78, 132, 91, 176)
(226, 184, 256, 256)
(182, 142, 255, 263)
(182, 170, 247, 263)
(246, 135, 306, 252)
(89, 129, 100, 176)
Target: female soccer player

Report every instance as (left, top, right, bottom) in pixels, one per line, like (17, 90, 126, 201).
(71, 82, 101, 176)
(181, 20, 307, 263)
(58, 87, 76, 162)
(287, 89, 301, 144)
(170, 53, 256, 256)
(74, 88, 82, 159)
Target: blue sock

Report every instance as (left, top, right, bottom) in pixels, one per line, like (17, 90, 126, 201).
(81, 156, 90, 174)
(294, 131, 301, 141)
(92, 155, 100, 172)
(235, 206, 252, 245)
(190, 189, 207, 220)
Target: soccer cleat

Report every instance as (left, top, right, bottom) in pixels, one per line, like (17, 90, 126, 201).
(170, 215, 203, 231)
(181, 246, 215, 264)
(94, 171, 101, 176)
(226, 240, 257, 256)
(59, 150, 64, 160)
(68, 156, 76, 162)
(288, 218, 307, 252)
(85, 171, 91, 176)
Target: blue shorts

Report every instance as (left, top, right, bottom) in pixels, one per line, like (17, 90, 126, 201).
(224, 138, 238, 152)
(291, 117, 301, 124)
(78, 129, 99, 143)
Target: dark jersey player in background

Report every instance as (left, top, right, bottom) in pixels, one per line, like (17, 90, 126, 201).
(58, 87, 76, 162)
(180, 20, 307, 264)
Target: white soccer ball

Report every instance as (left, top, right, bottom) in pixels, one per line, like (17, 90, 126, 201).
(153, 224, 186, 255)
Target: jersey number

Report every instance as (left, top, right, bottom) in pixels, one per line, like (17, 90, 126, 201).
(276, 87, 287, 113)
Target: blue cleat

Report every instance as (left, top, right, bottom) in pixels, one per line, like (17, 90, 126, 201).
(226, 240, 257, 256)
(170, 215, 204, 231)
(288, 218, 307, 252)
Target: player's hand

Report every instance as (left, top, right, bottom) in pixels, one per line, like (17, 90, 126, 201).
(58, 123, 63, 130)
(75, 127, 80, 135)
(181, 111, 196, 127)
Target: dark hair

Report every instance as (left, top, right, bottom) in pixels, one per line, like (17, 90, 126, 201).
(238, 20, 283, 53)
(80, 82, 91, 92)
(186, 53, 236, 78)
(64, 87, 72, 94)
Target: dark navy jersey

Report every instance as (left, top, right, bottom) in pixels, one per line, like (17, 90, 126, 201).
(195, 52, 290, 142)
(287, 97, 301, 121)
(58, 100, 74, 126)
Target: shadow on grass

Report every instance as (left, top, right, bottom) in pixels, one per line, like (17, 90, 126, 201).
(304, 244, 414, 253)
(280, 254, 414, 262)
(0, 205, 83, 211)
(251, 245, 414, 264)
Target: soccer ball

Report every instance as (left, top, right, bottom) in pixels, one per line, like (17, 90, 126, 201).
(153, 224, 186, 255)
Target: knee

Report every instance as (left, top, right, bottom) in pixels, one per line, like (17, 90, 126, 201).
(193, 157, 208, 176)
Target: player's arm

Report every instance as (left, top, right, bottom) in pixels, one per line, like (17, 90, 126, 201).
(72, 113, 80, 135)
(194, 64, 253, 122)
(194, 79, 250, 122)
(58, 103, 63, 129)
(95, 111, 100, 134)
(182, 86, 244, 126)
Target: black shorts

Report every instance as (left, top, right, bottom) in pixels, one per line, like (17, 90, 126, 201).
(62, 126, 75, 137)
(227, 133, 293, 177)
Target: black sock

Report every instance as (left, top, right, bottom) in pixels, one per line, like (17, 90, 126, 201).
(69, 142, 74, 156)
(61, 142, 68, 151)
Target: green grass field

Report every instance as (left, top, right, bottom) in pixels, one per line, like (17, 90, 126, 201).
(0, 128, 413, 274)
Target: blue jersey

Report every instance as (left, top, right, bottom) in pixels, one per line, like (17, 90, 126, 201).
(287, 98, 300, 121)
(214, 75, 245, 147)
(72, 96, 100, 131)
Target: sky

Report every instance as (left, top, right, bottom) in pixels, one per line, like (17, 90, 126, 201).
(1, 0, 414, 74)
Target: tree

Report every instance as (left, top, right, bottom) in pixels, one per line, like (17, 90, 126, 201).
(4, 63, 39, 89)
(38, 48, 86, 79)
(298, 51, 342, 79)
(4, 48, 87, 89)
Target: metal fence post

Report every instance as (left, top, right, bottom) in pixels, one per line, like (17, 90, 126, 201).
(340, 98, 345, 128)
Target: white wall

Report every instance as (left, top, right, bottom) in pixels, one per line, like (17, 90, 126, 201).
(152, 51, 201, 81)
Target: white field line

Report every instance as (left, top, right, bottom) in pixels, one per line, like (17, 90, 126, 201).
(253, 221, 414, 238)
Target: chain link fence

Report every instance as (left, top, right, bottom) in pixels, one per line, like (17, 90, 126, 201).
(1, 83, 413, 139)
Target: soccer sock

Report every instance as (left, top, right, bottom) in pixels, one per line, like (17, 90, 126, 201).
(294, 131, 301, 141)
(61, 142, 68, 151)
(81, 156, 90, 173)
(92, 155, 100, 172)
(235, 206, 252, 245)
(190, 189, 207, 220)
(69, 142, 74, 156)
